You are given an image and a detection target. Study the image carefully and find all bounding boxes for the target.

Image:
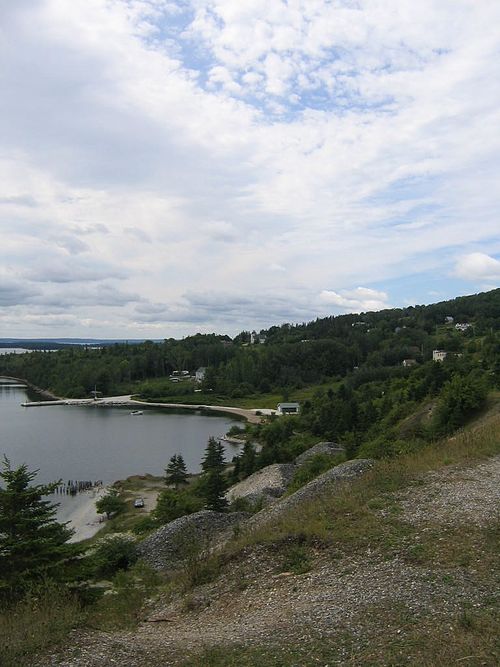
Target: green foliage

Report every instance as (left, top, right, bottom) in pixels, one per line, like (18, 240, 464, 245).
(0, 458, 78, 596)
(130, 515, 159, 535)
(358, 435, 424, 459)
(0, 581, 83, 667)
(287, 453, 345, 494)
(154, 488, 204, 524)
(231, 441, 257, 483)
(165, 453, 188, 489)
(89, 562, 161, 631)
(0, 289, 498, 406)
(432, 371, 489, 436)
(200, 438, 228, 512)
(280, 541, 312, 574)
(229, 495, 264, 514)
(90, 534, 138, 578)
(95, 488, 126, 519)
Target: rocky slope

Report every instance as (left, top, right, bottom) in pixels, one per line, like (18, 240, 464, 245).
(36, 454, 500, 667)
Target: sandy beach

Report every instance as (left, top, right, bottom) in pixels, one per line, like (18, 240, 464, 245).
(56, 486, 109, 543)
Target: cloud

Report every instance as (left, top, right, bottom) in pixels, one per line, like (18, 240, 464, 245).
(33, 284, 144, 309)
(0, 279, 40, 307)
(319, 287, 391, 312)
(50, 234, 90, 255)
(23, 259, 128, 284)
(1, 1, 500, 336)
(124, 227, 152, 243)
(454, 253, 500, 282)
(203, 220, 238, 242)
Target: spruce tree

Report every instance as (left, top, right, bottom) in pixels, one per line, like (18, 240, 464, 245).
(200, 438, 228, 511)
(164, 454, 188, 489)
(201, 437, 225, 473)
(239, 441, 256, 478)
(0, 458, 78, 596)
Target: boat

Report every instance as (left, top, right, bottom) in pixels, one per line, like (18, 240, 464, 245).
(129, 410, 143, 415)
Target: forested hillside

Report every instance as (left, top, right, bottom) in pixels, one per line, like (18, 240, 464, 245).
(1, 289, 499, 466)
(1, 289, 498, 397)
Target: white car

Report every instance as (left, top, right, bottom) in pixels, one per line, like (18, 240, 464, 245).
(133, 498, 145, 508)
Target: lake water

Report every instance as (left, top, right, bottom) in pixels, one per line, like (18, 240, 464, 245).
(0, 380, 240, 486)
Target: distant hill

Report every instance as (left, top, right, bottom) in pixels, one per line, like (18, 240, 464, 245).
(0, 338, 162, 349)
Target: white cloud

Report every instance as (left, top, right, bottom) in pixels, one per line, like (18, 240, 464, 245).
(0, 1, 499, 336)
(319, 287, 391, 312)
(454, 253, 500, 283)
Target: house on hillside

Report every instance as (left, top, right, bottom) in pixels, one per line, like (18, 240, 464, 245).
(432, 350, 447, 362)
(402, 358, 417, 367)
(195, 367, 206, 383)
(455, 323, 472, 332)
(276, 402, 300, 415)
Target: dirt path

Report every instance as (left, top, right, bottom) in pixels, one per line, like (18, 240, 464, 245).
(38, 455, 500, 667)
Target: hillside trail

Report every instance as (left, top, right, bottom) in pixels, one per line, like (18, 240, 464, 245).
(38, 454, 500, 667)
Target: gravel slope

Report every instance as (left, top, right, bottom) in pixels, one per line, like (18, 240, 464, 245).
(36, 455, 500, 667)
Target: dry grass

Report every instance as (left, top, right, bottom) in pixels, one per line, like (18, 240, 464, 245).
(0, 583, 83, 667)
(179, 409, 500, 667)
(231, 414, 500, 554)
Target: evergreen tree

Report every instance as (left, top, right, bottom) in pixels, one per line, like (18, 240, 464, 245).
(230, 456, 241, 484)
(201, 437, 225, 473)
(165, 454, 188, 489)
(239, 441, 256, 478)
(0, 458, 77, 596)
(200, 438, 227, 511)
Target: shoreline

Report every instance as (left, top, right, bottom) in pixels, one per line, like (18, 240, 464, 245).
(56, 485, 109, 543)
(2, 375, 268, 423)
(16, 392, 265, 424)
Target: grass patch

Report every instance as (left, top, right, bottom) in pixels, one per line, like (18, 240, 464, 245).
(402, 523, 500, 571)
(88, 562, 162, 631)
(286, 452, 346, 495)
(0, 582, 84, 667)
(135, 381, 339, 410)
(279, 542, 312, 574)
(231, 414, 500, 554)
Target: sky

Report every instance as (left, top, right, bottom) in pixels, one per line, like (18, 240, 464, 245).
(1, 0, 500, 339)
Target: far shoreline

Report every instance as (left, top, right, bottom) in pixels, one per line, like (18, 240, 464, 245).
(2, 375, 266, 424)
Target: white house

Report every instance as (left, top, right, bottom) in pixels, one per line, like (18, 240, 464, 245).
(402, 359, 417, 367)
(276, 402, 300, 415)
(455, 323, 472, 332)
(195, 367, 206, 383)
(432, 350, 447, 362)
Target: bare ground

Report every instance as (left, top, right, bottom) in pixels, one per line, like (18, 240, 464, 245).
(36, 456, 500, 667)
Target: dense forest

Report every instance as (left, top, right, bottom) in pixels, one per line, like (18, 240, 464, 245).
(1, 289, 499, 469)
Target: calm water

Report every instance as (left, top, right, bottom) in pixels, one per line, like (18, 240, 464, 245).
(0, 380, 240, 485)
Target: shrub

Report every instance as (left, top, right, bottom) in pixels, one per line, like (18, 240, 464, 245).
(154, 489, 204, 524)
(432, 371, 489, 436)
(280, 543, 311, 574)
(95, 488, 126, 520)
(91, 534, 138, 578)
